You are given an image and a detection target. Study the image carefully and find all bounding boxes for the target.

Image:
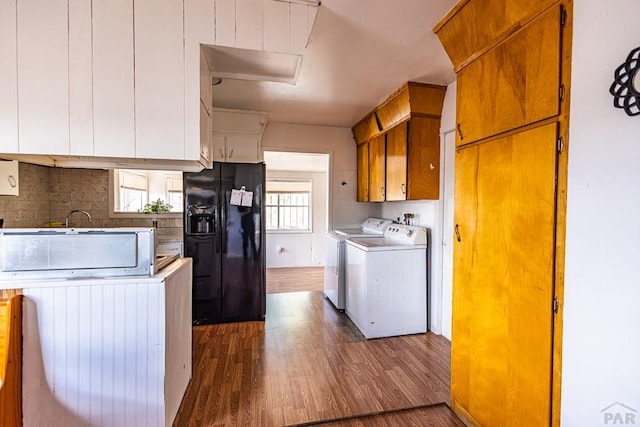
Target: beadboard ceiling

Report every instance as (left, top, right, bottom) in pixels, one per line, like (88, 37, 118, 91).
(210, 0, 457, 129)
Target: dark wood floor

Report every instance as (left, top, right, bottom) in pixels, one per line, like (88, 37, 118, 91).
(174, 272, 460, 426)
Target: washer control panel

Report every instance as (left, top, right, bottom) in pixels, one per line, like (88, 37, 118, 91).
(383, 225, 427, 245)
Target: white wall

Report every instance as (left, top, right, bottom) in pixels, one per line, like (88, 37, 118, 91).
(380, 80, 457, 337)
(562, 1, 640, 424)
(261, 122, 381, 229)
(265, 170, 327, 268)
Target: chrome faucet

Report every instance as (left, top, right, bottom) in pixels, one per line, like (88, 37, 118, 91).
(65, 210, 93, 228)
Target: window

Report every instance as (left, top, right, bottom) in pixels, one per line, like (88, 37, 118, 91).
(110, 169, 183, 217)
(166, 177, 183, 212)
(118, 170, 148, 212)
(266, 180, 311, 231)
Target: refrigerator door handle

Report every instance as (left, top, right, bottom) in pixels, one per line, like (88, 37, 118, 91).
(223, 198, 228, 254)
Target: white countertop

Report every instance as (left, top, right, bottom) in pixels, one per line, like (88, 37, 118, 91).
(0, 257, 191, 290)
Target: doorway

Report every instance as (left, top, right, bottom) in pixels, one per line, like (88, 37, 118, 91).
(263, 151, 330, 294)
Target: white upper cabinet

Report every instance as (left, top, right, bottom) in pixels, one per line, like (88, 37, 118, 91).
(212, 108, 268, 164)
(68, 0, 94, 156)
(0, 0, 313, 166)
(92, 0, 135, 158)
(212, 109, 268, 135)
(17, 0, 69, 155)
(213, 134, 261, 163)
(186, 0, 215, 167)
(134, 0, 185, 160)
(0, 0, 19, 153)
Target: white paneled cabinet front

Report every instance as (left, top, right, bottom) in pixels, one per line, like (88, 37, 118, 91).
(92, 0, 135, 158)
(17, 0, 69, 155)
(0, 0, 19, 153)
(20, 259, 192, 427)
(213, 134, 261, 163)
(134, 0, 185, 160)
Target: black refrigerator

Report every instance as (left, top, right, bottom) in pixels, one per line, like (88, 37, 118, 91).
(183, 162, 266, 325)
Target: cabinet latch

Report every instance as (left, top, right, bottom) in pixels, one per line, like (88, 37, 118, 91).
(556, 136, 564, 153)
(559, 84, 565, 102)
(553, 296, 559, 314)
(560, 8, 567, 27)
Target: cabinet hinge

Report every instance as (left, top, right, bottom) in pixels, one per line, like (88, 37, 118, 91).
(560, 8, 567, 27)
(556, 136, 564, 153)
(559, 84, 565, 102)
(553, 296, 559, 314)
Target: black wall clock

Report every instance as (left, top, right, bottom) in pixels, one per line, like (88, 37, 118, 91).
(610, 46, 640, 116)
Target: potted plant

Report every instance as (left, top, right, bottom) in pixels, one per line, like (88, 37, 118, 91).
(142, 198, 173, 214)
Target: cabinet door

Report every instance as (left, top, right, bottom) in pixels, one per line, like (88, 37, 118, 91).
(385, 123, 407, 201)
(185, 0, 215, 162)
(17, 0, 69, 155)
(456, 6, 562, 145)
(213, 134, 227, 162)
(356, 143, 369, 202)
(0, 0, 19, 153)
(434, 0, 557, 70)
(93, 0, 135, 158)
(134, 0, 185, 160)
(225, 135, 260, 163)
(451, 123, 557, 426)
(68, 0, 93, 156)
(407, 117, 440, 200)
(368, 135, 386, 202)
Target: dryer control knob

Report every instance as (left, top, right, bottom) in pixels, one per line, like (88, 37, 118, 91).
(406, 230, 413, 237)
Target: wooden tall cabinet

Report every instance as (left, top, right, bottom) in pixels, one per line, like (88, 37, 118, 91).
(434, 1, 571, 425)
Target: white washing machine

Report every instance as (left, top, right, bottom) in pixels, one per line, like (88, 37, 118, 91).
(345, 224, 428, 339)
(324, 218, 392, 310)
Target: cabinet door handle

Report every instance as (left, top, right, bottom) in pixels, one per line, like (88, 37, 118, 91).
(218, 148, 225, 159)
(457, 123, 464, 140)
(228, 149, 234, 159)
(401, 183, 406, 194)
(381, 187, 385, 198)
(455, 224, 461, 242)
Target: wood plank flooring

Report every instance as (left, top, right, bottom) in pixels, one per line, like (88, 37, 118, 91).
(173, 289, 457, 426)
(266, 267, 325, 294)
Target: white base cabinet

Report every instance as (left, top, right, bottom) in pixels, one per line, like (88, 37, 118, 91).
(17, 259, 193, 427)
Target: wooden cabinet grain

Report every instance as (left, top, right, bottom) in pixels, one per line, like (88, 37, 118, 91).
(434, 1, 571, 425)
(385, 124, 407, 201)
(352, 82, 446, 202)
(367, 135, 386, 202)
(456, 6, 562, 145)
(452, 124, 557, 426)
(433, 0, 558, 70)
(356, 143, 369, 202)
(407, 117, 440, 200)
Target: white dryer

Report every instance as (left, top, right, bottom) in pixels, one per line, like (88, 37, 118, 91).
(324, 218, 392, 310)
(345, 224, 428, 339)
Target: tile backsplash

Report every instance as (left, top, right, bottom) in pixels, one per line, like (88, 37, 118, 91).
(0, 162, 183, 236)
